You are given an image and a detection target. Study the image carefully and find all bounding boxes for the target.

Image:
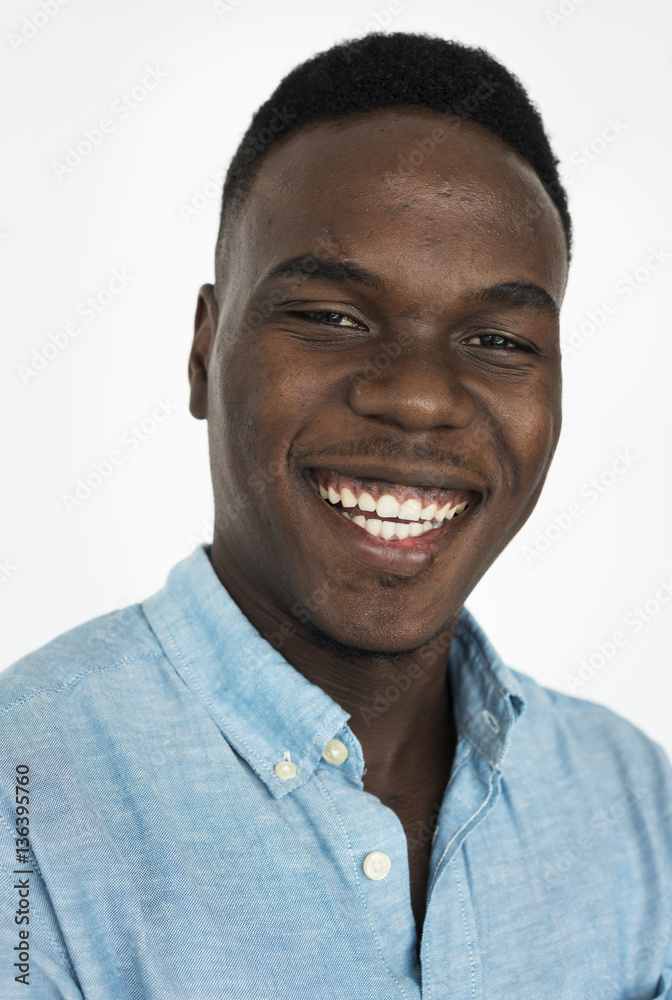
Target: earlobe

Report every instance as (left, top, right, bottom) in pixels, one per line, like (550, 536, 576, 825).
(188, 284, 219, 420)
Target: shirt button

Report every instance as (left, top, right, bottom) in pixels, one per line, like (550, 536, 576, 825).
(363, 851, 391, 881)
(322, 739, 348, 765)
(274, 760, 297, 779)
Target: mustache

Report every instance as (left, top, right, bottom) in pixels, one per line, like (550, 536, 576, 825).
(296, 435, 490, 480)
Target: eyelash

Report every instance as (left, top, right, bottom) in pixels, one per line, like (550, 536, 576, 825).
(288, 310, 534, 352)
(288, 310, 363, 329)
(464, 333, 533, 352)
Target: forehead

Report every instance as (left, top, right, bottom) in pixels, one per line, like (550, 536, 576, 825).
(226, 109, 568, 303)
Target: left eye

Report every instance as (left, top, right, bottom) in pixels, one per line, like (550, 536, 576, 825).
(464, 333, 529, 351)
(289, 310, 362, 328)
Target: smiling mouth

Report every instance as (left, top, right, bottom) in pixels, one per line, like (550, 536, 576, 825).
(305, 467, 477, 543)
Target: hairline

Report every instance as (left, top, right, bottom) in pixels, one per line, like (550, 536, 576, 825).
(215, 107, 569, 293)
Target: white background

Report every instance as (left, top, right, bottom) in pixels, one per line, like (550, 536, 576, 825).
(2, 0, 670, 757)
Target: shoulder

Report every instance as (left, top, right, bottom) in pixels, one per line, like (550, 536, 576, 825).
(0, 604, 165, 719)
(512, 667, 667, 758)
(509, 668, 672, 824)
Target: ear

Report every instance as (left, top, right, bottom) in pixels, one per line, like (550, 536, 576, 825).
(188, 284, 219, 420)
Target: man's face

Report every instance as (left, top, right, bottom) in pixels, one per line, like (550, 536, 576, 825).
(189, 109, 568, 654)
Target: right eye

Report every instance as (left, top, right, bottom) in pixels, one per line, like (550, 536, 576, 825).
(286, 310, 364, 329)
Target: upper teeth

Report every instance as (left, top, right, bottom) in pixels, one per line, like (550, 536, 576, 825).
(319, 485, 463, 522)
(314, 478, 469, 539)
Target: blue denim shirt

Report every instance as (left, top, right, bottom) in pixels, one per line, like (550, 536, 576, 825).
(0, 543, 670, 999)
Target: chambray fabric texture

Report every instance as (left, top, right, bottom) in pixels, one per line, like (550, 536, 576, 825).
(0, 543, 671, 999)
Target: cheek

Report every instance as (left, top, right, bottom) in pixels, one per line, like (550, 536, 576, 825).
(217, 340, 316, 472)
(514, 397, 560, 495)
(486, 381, 560, 498)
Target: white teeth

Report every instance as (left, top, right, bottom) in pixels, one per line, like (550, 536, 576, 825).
(315, 473, 471, 534)
(435, 501, 453, 521)
(338, 509, 457, 542)
(358, 491, 377, 512)
(376, 493, 400, 518)
(398, 498, 422, 521)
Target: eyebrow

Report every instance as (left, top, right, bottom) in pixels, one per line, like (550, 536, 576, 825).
(464, 282, 560, 318)
(265, 254, 387, 291)
(264, 254, 559, 317)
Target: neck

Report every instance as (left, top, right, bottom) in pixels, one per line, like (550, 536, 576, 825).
(207, 541, 459, 773)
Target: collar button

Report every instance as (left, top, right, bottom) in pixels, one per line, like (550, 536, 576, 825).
(322, 739, 348, 765)
(274, 760, 297, 779)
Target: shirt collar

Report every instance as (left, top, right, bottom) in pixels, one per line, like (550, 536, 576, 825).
(142, 544, 526, 798)
(447, 605, 526, 770)
(142, 544, 350, 799)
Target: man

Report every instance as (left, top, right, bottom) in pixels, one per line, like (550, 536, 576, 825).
(1, 31, 670, 999)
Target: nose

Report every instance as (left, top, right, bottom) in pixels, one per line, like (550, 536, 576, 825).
(347, 342, 476, 433)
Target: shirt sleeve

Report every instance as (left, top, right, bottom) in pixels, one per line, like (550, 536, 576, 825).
(0, 857, 84, 999)
(655, 743, 672, 998)
(0, 784, 84, 1000)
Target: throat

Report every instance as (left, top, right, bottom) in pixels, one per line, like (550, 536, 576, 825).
(361, 716, 457, 944)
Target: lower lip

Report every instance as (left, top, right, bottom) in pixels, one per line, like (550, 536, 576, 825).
(302, 472, 473, 577)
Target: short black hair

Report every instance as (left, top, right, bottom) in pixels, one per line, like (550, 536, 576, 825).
(215, 31, 571, 277)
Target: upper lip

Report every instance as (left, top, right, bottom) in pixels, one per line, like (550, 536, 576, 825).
(304, 461, 485, 495)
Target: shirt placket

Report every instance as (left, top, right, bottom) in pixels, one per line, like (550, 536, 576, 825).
(420, 740, 502, 999)
(314, 724, 423, 999)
